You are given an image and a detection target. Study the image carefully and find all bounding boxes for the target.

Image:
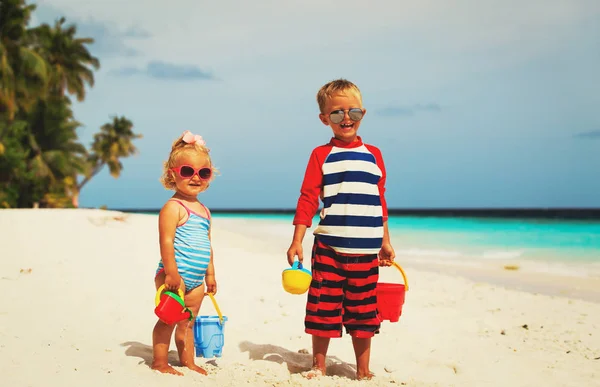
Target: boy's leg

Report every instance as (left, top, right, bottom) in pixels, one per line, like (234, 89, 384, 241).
(174, 282, 206, 375)
(304, 239, 344, 377)
(310, 335, 330, 376)
(341, 252, 380, 380)
(352, 337, 374, 380)
(152, 271, 183, 375)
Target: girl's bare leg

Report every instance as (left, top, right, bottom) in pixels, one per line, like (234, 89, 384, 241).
(175, 283, 206, 375)
(151, 272, 185, 375)
(152, 321, 180, 374)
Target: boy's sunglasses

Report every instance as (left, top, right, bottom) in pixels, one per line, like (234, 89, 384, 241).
(328, 108, 364, 124)
(171, 165, 212, 180)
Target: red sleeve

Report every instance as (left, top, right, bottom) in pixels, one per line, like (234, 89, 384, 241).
(365, 144, 389, 221)
(292, 146, 327, 227)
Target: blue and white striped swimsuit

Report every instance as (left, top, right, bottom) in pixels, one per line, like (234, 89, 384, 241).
(156, 200, 211, 292)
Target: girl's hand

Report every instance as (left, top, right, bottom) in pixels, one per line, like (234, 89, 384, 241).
(165, 273, 182, 291)
(378, 243, 396, 267)
(205, 275, 217, 295)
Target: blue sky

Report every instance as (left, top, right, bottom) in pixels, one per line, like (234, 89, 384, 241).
(32, 0, 600, 209)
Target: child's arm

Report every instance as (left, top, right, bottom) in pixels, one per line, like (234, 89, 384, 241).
(205, 214, 217, 294)
(158, 201, 183, 290)
(292, 149, 323, 227)
(287, 148, 323, 265)
(287, 224, 308, 265)
(379, 220, 395, 265)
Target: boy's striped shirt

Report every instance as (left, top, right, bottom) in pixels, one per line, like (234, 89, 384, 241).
(293, 136, 388, 254)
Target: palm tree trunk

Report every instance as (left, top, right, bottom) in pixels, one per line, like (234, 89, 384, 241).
(77, 172, 93, 191)
(76, 162, 103, 204)
(71, 190, 79, 208)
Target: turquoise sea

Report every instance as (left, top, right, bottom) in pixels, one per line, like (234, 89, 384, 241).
(210, 213, 600, 264)
(134, 210, 600, 264)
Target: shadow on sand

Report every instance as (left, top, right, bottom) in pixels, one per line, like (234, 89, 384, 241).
(120, 341, 179, 366)
(120, 341, 220, 368)
(239, 341, 358, 380)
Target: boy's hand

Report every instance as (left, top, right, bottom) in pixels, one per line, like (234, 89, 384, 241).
(205, 275, 217, 295)
(287, 241, 304, 266)
(165, 273, 182, 291)
(378, 243, 396, 267)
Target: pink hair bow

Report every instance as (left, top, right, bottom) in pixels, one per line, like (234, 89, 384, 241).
(182, 130, 206, 146)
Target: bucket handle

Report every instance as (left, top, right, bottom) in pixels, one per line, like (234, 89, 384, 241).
(155, 284, 185, 306)
(206, 292, 225, 326)
(391, 262, 409, 291)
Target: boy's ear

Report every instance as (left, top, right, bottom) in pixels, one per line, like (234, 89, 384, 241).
(318, 113, 329, 126)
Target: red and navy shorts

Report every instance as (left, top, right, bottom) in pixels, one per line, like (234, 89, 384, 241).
(304, 238, 380, 338)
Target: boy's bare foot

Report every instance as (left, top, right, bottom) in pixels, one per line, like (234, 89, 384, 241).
(357, 371, 375, 380)
(185, 364, 208, 375)
(302, 367, 325, 379)
(151, 363, 183, 375)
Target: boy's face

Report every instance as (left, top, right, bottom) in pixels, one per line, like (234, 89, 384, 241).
(319, 91, 366, 143)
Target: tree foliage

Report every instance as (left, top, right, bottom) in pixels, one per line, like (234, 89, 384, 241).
(0, 0, 141, 208)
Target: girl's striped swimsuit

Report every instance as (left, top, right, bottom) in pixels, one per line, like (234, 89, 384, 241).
(156, 200, 211, 291)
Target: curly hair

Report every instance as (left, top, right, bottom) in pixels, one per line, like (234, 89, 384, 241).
(160, 133, 219, 190)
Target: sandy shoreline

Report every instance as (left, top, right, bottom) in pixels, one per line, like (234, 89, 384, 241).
(1, 209, 599, 386)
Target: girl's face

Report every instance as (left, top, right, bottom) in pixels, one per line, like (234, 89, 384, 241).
(170, 150, 212, 197)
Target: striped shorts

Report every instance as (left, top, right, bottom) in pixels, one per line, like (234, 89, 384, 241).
(304, 238, 380, 338)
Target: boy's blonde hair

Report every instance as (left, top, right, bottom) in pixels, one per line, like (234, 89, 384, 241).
(160, 132, 219, 190)
(316, 78, 363, 113)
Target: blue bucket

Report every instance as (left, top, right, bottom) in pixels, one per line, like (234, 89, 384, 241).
(193, 315, 228, 357)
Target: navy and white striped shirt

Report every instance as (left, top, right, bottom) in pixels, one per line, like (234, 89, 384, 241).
(293, 136, 388, 254)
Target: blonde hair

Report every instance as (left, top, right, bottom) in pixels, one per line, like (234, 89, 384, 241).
(316, 78, 363, 113)
(160, 133, 219, 190)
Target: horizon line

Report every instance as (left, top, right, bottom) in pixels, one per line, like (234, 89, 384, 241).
(107, 207, 600, 219)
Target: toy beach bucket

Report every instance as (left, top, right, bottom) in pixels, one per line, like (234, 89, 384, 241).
(282, 260, 312, 294)
(154, 285, 193, 325)
(377, 262, 409, 323)
(193, 293, 228, 358)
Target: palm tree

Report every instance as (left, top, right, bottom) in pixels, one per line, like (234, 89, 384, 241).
(29, 17, 99, 100)
(24, 95, 88, 207)
(0, 118, 30, 207)
(0, 0, 48, 120)
(1, 4, 140, 208)
(73, 116, 142, 207)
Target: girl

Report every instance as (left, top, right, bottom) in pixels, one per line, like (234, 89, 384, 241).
(152, 130, 218, 376)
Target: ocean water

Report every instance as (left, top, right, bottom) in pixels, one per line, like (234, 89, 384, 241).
(212, 213, 600, 264)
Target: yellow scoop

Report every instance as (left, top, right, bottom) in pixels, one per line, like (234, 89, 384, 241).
(282, 260, 312, 294)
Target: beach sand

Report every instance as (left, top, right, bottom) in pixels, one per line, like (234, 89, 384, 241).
(0, 209, 599, 387)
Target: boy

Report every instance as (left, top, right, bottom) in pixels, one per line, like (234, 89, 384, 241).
(286, 78, 396, 380)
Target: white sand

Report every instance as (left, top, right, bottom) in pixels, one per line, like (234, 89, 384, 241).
(0, 209, 599, 387)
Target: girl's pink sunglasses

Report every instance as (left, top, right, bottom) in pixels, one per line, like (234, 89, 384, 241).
(171, 165, 212, 180)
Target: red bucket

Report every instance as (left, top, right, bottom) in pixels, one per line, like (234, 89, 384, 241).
(377, 262, 409, 323)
